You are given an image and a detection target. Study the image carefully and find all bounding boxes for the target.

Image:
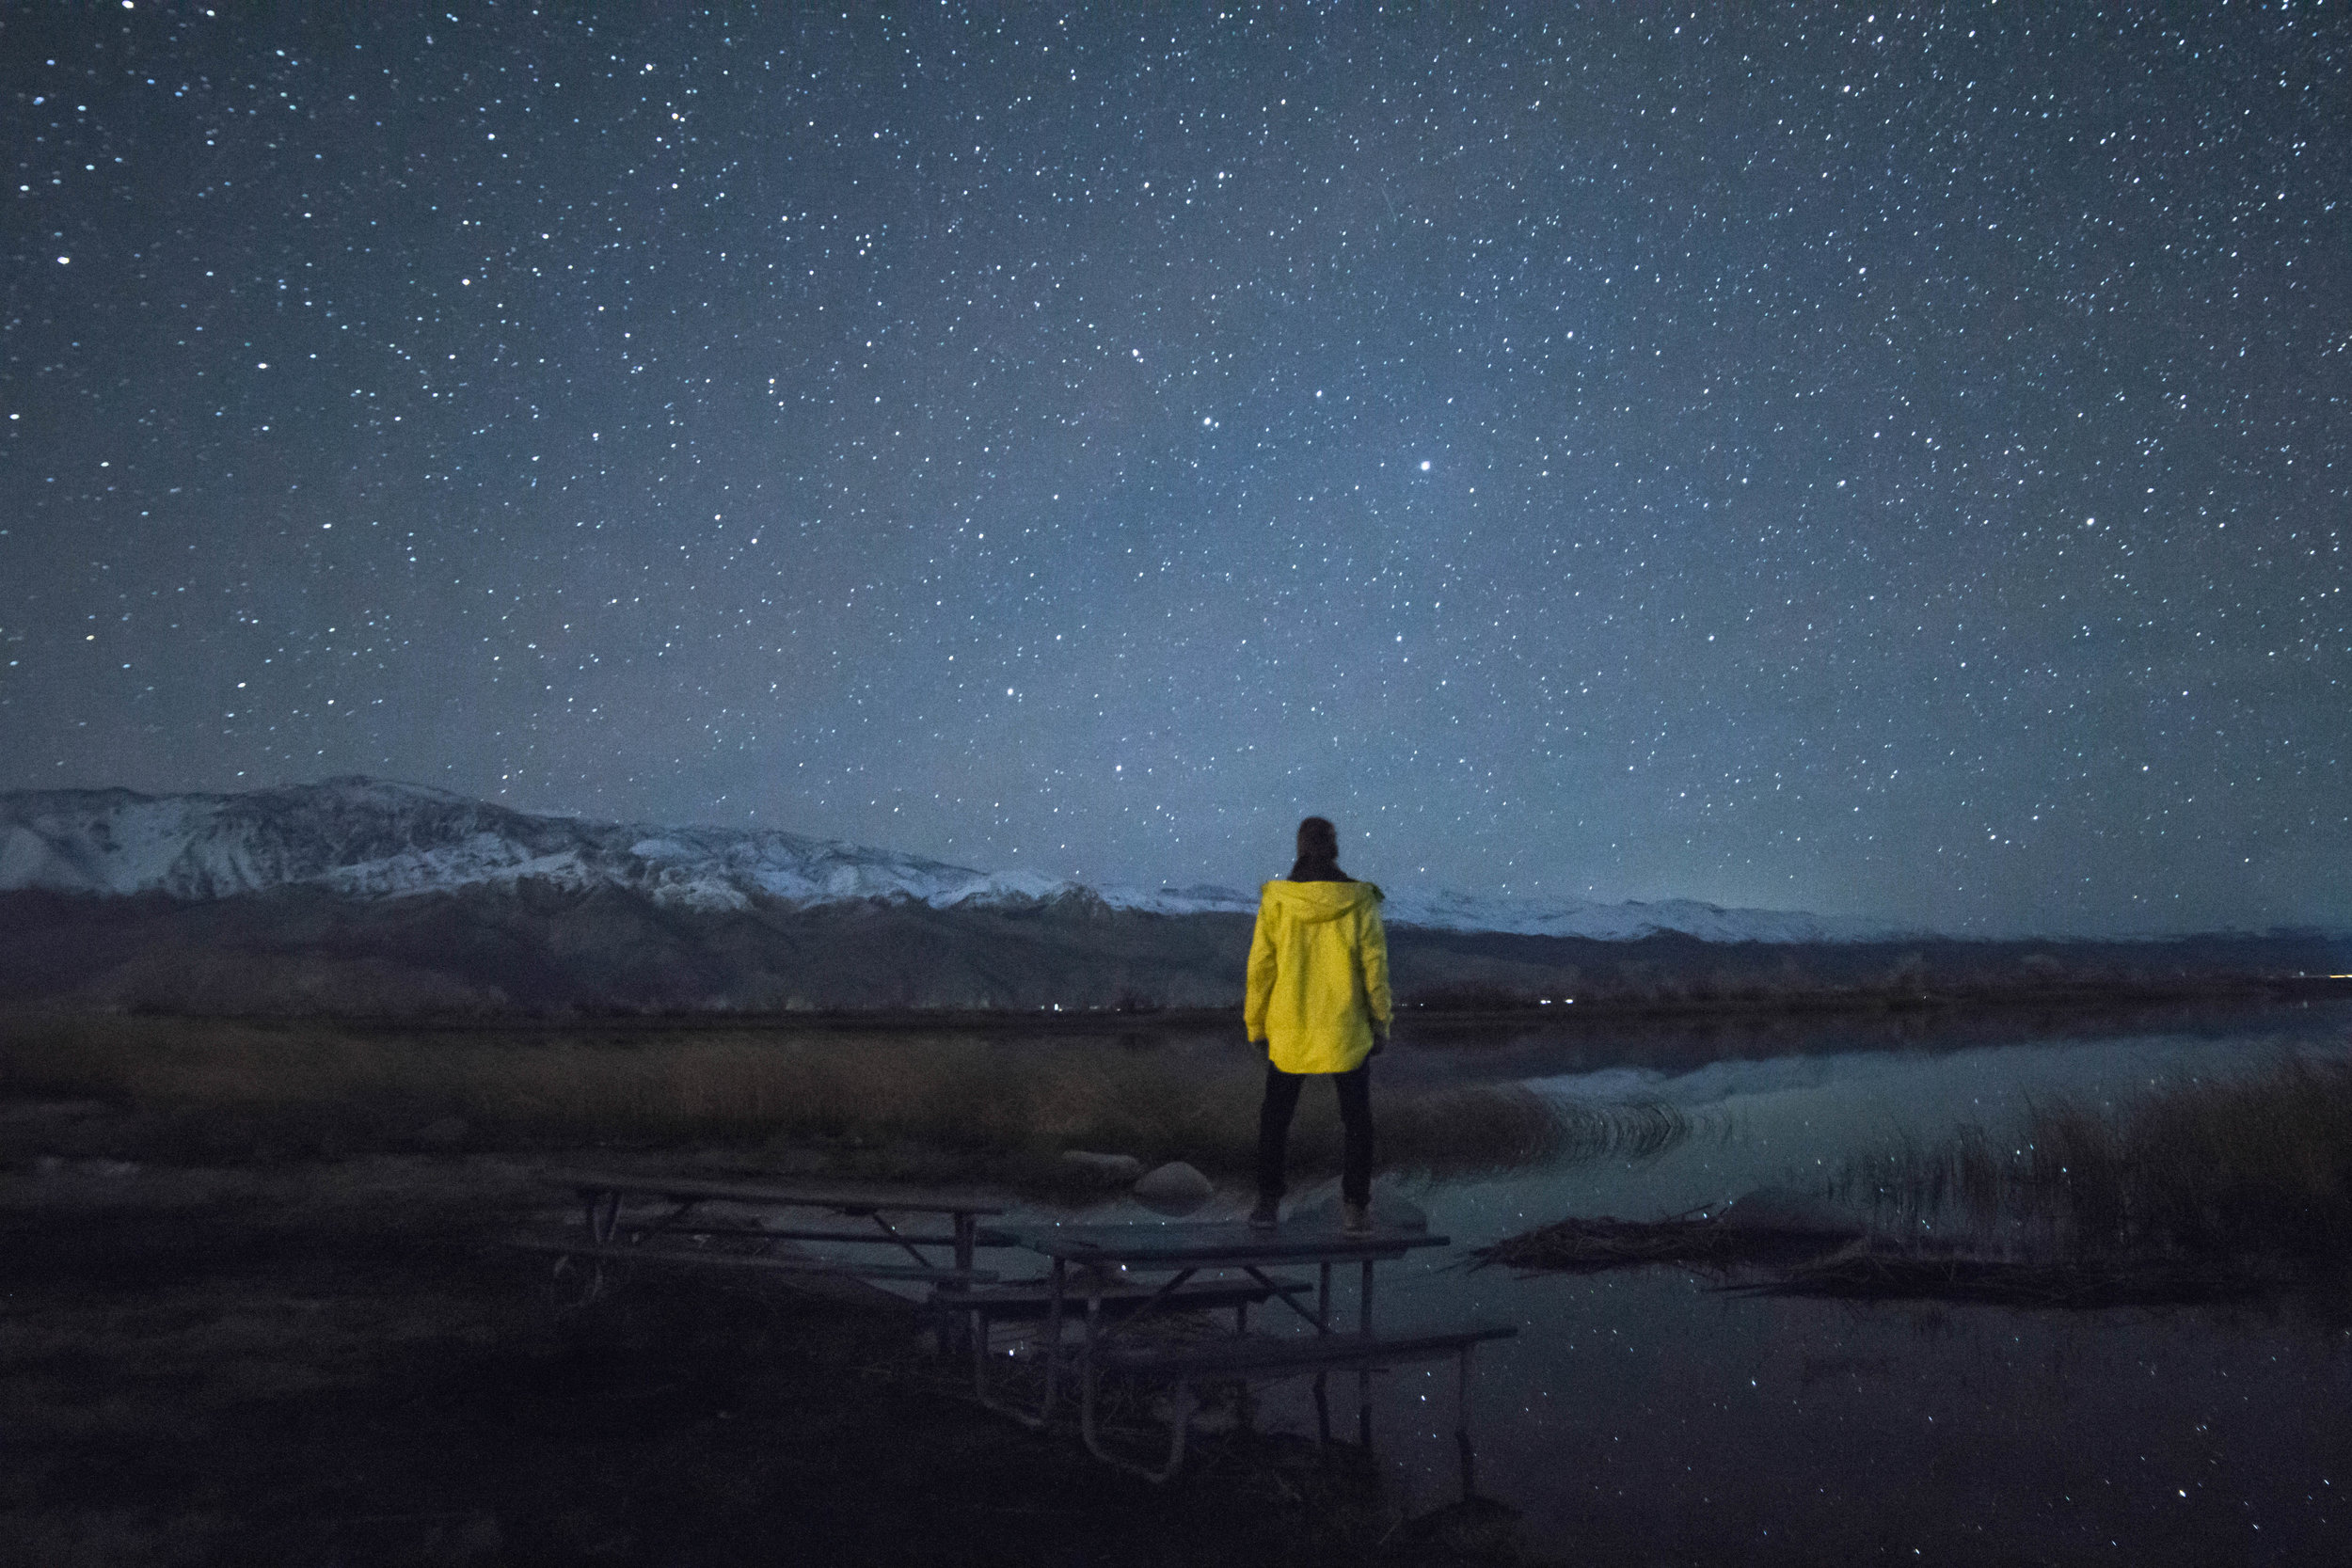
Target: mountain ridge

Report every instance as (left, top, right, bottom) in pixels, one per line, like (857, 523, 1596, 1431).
(0, 775, 1901, 944)
(4, 780, 2342, 1016)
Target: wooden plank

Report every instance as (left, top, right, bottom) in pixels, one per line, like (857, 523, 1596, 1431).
(1020, 1239, 1431, 1271)
(503, 1237, 996, 1284)
(938, 1275, 1313, 1315)
(612, 1221, 1018, 1249)
(1095, 1323, 1517, 1379)
(538, 1168, 1005, 1215)
(997, 1220, 1447, 1267)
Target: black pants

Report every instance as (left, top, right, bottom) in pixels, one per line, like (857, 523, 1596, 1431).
(1256, 1060, 1374, 1208)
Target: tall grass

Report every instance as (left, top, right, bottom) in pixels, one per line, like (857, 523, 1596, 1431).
(0, 1017, 1679, 1185)
(1832, 1056, 2352, 1261)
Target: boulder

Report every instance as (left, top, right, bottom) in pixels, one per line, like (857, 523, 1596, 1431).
(1131, 1160, 1214, 1215)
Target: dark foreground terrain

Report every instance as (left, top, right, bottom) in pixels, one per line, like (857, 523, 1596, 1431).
(4, 884, 2344, 1015)
(0, 1116, 1534, 1568)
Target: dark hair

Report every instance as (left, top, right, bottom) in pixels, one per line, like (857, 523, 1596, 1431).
(1288, 816, 1349, 881)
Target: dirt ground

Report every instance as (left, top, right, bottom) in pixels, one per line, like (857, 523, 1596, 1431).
(0, 1100, 1536, 1568)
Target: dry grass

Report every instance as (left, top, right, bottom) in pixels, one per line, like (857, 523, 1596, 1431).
(1831, 1055, 2352, 1263)
(1473, 1057, 2352, 1307)
(0, 1016, 1678, 1189)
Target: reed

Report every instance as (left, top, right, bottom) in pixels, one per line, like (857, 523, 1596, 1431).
(1830, 1055, 2352, 1261)
(0, 1016, 1680, 1186)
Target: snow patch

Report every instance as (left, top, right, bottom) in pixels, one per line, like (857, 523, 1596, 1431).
(0, 778, 1895, 943)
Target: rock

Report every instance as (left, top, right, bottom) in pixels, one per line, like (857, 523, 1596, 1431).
(1369, 1193, 1429, 1232)
(1060, 1149, 1145, 1180)
(1716, 1185, 1863, 1236)
(1131, 1160, 1214, 1215)
(415, 1116, 470, 1150)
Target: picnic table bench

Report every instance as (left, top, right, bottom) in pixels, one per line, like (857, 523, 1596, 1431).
(988, 1219, 1512, 1493)
(506, 1180, 1515, 1496)
(1090, 1323, 1518, 1486)
(939, 1274, 1317, 1333)
(514, 1168, 1011, 1306)
(945, 1273, 1316, 1404)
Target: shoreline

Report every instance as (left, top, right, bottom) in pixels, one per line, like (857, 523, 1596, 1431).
(1, 1143, 1525, 1566)
(6, 973, 2343, 1034)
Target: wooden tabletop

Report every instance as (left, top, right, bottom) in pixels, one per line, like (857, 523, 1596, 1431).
(998, 1220, 1449, 1267)
(539, 1168, 1006, 1215)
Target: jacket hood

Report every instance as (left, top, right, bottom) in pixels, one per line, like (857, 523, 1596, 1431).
(1260, 879, 1384, 925)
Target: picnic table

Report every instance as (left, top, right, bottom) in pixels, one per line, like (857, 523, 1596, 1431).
(506, 1178, 1513, 1496)
(987, 1218, 1511, 1489)
(509, 1169, 1011, 1307)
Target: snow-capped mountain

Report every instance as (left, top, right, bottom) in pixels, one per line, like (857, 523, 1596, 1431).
(1086, 881, 1893, 943)
(0, 778, 1894, 942)
(0, 778, 1069, 914)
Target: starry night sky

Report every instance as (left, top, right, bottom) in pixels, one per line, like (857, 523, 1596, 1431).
(4, 4, 2345, 935)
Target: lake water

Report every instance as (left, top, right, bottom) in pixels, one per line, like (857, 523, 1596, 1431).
(1071, 1002, 2352, 1562)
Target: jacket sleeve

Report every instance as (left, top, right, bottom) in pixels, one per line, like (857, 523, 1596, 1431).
(1243, 887, 1278, 1043)
(1359, 898, 1392, 1033)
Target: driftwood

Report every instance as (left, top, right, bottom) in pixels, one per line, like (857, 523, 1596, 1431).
(1478, 1210, 2296, 1308)
(1471, 1212, 1840, 1274)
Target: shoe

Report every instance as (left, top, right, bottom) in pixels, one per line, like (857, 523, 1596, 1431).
(1342, 1202, 1372, 1236)
(1248, 1198, 1281, 1231)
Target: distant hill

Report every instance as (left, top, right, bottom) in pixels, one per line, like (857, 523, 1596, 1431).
(0, 776, 1894, 941)
(0, 779, 2340, 1016)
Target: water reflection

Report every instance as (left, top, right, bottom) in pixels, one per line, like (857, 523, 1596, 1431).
(1259, 1003, 2352, 1561)
(1377, 994, 2352, 1091)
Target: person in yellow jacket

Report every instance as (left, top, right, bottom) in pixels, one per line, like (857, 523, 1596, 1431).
(1244, 816, 1392, 1234)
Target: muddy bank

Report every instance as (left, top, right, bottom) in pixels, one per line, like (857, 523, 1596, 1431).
(0, 1109, 1537, 1567)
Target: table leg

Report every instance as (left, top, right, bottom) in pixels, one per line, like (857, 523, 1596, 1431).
(952, 1212, 977, 1275)
(578, 1189, 619, 1304)
(1080, 1284, 1103, 1439)
(1358, 1259, 1375, 1447)
(1455, 1344, 1478, 1501)
(1041, 1259, 1068, 1418)
(952, 1212, 977, 1357)
(1317, 1261, 1331, 1332)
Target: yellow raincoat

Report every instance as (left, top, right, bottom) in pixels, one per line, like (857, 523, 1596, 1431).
(1244, 879, 1393, 1074)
